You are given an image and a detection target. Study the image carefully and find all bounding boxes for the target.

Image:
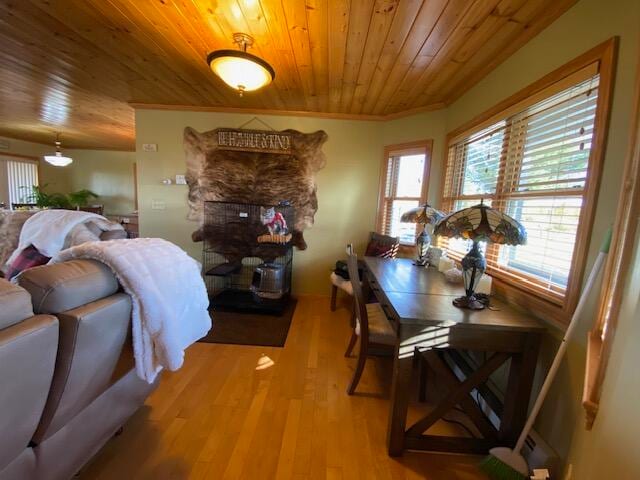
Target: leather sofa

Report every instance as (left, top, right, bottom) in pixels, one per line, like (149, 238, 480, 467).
(0, 260, 159, 480)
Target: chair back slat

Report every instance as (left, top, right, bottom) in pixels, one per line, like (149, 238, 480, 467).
(346, 244, 369, 340)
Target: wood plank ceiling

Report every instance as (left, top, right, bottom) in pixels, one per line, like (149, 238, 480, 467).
(0, 0, 577, 150)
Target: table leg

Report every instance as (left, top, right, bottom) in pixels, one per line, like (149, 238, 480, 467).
(330, 285, 337, 311)
(499, 332, 542, 445)
(387, 344, 416, 456)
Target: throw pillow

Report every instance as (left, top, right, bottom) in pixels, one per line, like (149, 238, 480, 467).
(365, 241, 395, 258)
(5, 245, 50, 281)
(0, 210, 38, 275)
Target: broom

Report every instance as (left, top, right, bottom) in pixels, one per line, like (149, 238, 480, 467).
(481, 228, 612, 480)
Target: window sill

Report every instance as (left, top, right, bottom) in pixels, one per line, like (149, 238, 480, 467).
(442, 249, 570, 326)
(492, 277, 569, 329)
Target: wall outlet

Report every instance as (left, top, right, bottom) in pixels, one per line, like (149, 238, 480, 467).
(142, 143, 158, 152)
(151, 199, 166, 210)
(175, 174, 187, 185)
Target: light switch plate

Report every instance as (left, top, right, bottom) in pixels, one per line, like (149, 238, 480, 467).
(175, 174, 187, 185)
(151, 199, 166, 210)
(142, 143, 158, 152)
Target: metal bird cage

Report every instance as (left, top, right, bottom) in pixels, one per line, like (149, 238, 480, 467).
(202, 201, 294, 313)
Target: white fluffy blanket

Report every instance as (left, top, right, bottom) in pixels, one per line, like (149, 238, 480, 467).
(53, 238, 211, 383)
(6, 209, 123, 264)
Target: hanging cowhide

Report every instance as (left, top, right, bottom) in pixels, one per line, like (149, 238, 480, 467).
(184, 126, 328, 251)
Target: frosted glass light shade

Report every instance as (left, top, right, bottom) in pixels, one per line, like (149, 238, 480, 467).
(207, 50, 275, 93)
(43, 152, 73, 167)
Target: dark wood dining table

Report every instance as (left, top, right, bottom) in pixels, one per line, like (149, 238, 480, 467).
(362, 256, 546, 456)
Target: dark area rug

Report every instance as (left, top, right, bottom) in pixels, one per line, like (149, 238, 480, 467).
(199, 299, 297, 347)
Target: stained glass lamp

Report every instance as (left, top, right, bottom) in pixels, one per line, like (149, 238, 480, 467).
(400, 204, 445, 266)
(433, 200, 527, 309)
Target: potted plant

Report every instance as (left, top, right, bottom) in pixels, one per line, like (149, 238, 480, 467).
(21, 185, 99, 209)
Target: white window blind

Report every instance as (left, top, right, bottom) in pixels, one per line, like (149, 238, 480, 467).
(7, 160, 39, 206)
(441, 73, 600, 304)
(379, 152, 427, 244)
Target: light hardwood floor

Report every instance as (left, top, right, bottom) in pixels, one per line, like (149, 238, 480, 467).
(80, 296, 488, 480)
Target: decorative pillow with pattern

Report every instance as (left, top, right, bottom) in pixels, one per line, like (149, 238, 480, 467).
(5, 244, 50, 281)
(0, 210, 38, 275)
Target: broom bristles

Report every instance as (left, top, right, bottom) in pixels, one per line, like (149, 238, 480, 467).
(480, 455, 528, 480)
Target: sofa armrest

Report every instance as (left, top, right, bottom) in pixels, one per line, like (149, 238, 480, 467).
(0, 315, 58, 470)
(19, 260, 119, 314)
(32, 293, 132, 443)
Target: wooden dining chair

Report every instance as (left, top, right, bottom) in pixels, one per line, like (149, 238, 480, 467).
(344, 244, 396, 395)
(330, 232, 400, 311)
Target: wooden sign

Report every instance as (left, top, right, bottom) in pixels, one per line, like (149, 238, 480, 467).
(216, 128, 292, 154)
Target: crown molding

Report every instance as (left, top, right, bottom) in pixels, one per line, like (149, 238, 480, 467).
(128, 102, 447, 122)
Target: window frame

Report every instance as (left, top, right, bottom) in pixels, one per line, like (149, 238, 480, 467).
(440, 39, 617, 325)
(0, 153, 41, 209)
(583, 42, 640, 429)
(376, 140, 433, 247)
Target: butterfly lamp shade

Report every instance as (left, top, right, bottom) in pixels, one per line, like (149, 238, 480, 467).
(433, 201, 526, 309)
(400, 204, 445, 267)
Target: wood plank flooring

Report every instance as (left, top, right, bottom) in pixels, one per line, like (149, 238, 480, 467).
(80, 296, 488, 480)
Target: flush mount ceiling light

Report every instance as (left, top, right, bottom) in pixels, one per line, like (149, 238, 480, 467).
(43, 133, 73, 167)
(207, 33, 275, 96)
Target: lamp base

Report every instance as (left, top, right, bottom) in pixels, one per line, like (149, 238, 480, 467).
(452, 294, 489, 310)
(413, 258, 429, 267)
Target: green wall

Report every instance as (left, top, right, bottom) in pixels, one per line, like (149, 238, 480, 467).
(65, 149, 136, 215)
(0, 135, 72, 194)
(135, 108, 446, 295)
(444, 0, 640, 477)
(0, 136, 136, 215)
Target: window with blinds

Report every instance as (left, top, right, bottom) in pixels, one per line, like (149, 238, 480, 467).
(377, 142, 431, 245)
(7, 160, 39, 206)
(441, 72, 601, 305)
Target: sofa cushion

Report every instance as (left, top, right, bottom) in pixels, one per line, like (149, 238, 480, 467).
(31, 293, 131, 443)
(18, 260, 119, 314)
(0, 314, 58, 472)
(0, 278, 34, 330)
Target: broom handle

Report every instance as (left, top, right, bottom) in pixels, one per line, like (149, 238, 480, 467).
(514, 229, 612, 453)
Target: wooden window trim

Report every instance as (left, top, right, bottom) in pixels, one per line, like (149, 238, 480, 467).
(376, 140, 433, 250)
(583, 45, 640, 429)
(0, 153, 42, 189)
(440, 38, 618, 326)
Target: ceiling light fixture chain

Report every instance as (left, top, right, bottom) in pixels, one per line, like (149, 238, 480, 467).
(44, 131, 73, 167)
(207, 33, 275, 97)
